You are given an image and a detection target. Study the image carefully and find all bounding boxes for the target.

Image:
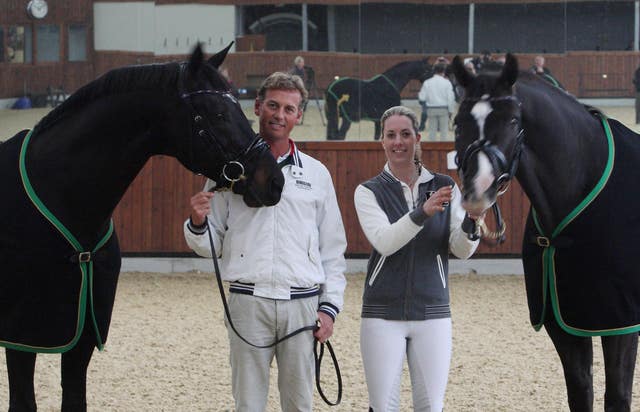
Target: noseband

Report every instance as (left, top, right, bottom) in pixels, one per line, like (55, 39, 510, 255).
(179, 65, 270, 190)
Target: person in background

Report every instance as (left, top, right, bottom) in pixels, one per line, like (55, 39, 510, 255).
(354, 105, 480, 412)
(633, 61, 640, 124)
(288, 56, 314, 122)
(530, 55, 563, 88)
(184, 72, 347, 412)
(418, 64, 456, 141)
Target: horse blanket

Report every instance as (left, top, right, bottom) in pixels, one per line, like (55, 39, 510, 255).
(0, 130, 121, 353)
(522, 116, 640, 336)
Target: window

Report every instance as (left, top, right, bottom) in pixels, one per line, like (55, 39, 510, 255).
(68, 24, 87, 62)
(7, 26, 30, 64)
(36, 25, 60, 62)
(0, 27, 4, 63)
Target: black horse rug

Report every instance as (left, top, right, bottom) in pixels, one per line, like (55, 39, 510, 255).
(0, 130, 120, 353)
(522, 114, 640, 336)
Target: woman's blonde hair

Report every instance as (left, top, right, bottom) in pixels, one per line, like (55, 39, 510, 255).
(380, 105, 422, 164)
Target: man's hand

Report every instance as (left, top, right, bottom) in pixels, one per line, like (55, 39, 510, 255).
(314, 311, 334, 343)
(190, 191, 214, 226)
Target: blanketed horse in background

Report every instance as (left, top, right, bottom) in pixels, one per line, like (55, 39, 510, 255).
(451, 53, 640, 411)
(325, 59, 432, 140)
(0, 44, 284, 411)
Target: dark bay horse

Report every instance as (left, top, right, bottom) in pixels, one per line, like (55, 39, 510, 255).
(325, 59, 432, 140)
(0, 44, 284, 411)
(451, 53, 640, 411)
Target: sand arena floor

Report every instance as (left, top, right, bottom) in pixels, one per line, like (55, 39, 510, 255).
(1, 271, 640, 411)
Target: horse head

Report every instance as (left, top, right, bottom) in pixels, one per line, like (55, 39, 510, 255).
(451, 53, 523, 216)
(174, 43, 284, 207)
(417, 59, 434, 83)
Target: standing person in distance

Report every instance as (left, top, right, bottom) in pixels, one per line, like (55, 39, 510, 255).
(184, 72, 347, 412)
(354, 105, 480, 412)
(418, 64, 456, 141)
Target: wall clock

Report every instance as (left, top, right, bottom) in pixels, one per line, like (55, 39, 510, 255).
(27, 0, 48, 19)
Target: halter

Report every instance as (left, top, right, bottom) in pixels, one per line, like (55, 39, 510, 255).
(178, 65, 270, 190)
(456, 94, 525, 243)
(457, 95, 525, 194)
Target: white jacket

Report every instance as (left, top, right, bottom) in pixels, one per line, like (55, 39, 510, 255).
(418, 74, 456, 114)
(184, 144, 347, 316)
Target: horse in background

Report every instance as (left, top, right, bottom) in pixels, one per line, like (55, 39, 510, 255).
(451, 53, 640, 411)
(325, 59, 432, 140)
(0, 44, 284, 411)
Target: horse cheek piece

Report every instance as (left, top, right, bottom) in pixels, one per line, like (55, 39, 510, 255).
(451, 52, 640, 411)
(0, 43, 283, 412)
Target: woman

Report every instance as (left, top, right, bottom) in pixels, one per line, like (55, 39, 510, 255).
(354, 106, 480, 411)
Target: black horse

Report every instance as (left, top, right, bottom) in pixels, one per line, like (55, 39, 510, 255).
(325, 59, 432, 140)
(0, 44, 284, 411)
(451, 53, 640, 411)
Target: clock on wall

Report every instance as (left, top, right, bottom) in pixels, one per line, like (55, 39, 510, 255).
(26, 0, 48, 19)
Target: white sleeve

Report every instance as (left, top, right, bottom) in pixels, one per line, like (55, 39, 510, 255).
(354, 184, 423, 257)
(448, 184, 479, 259)
(316, 168, 347, 311)
(418, 80, 428, 102)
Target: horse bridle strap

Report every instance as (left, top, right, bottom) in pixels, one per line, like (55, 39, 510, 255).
(178, 64, 270, 188)
(205, 218, 342, 406)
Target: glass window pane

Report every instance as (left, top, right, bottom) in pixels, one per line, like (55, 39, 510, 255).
(36, 25, 60, 62)
(68, 24, 87, 61)
(8, 26, 27, 63)
(0, 28, 4, 63)
(24, 26, 32, 63)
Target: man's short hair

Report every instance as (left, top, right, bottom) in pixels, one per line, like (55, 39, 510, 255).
(257, 72, 309, 108)
(434, 64, 447, 74)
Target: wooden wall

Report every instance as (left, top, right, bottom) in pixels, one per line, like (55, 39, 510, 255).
(83, 50, 640, 100)
(113, 142, 530, 257)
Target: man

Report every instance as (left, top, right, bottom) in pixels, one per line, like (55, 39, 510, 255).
(418, 63, 456, 141)
(531, 55, 551, 76)
(633, 62, 640, 124)
(184, 72, 347, 412)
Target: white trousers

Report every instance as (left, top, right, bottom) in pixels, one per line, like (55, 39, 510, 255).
(360, 317, 452, 412)
(426, 107, 450, 141)
(226, 293, 318, 412)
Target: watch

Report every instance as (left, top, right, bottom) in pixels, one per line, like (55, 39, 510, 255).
(27, 0, 48, 19)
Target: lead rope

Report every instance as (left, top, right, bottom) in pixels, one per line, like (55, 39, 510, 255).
(205, 217, 342, 406)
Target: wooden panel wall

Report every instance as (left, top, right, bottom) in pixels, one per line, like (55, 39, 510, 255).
(113, 142, 530, 256)
(4, 50, 639, 101)
(83, 50, 640, 100)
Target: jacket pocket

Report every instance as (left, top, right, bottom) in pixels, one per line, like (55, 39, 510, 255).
(437, 254, 446, 288)
(368, 255, 387, 286)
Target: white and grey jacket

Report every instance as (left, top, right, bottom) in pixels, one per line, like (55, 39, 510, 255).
(354, 165, 478, 320)
(184, 143, 347, 320)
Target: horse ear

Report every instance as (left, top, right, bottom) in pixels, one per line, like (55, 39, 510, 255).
(208, 42, 234, 69)
(498, 53, 519, 88)
(451, 55, 472, 89)
(188, 43, 205, 73)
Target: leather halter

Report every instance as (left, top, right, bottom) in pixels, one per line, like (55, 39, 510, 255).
(458, 95, 525, 194)
(456, 95, 525, 243)
(178, 64, 270, 190)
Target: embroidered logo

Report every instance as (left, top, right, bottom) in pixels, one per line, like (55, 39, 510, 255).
(295, 179, 312, 190)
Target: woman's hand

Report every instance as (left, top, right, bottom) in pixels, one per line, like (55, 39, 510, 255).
(422, 186, 453, 217)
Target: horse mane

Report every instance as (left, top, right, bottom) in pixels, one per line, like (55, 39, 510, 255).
(514, 70, 602, 117)
(382, 59, 428, 75)
(35, 62, 182, 132)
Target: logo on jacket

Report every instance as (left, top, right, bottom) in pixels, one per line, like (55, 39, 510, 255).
(295, 179, 312, 190)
